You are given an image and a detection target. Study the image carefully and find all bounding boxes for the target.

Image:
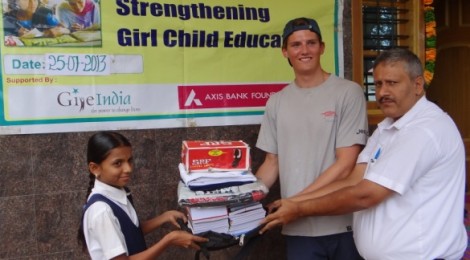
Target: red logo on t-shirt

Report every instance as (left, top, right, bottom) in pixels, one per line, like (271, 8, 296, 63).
(322, 111, 336, 119)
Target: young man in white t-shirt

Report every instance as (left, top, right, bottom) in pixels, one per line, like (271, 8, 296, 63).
(256, 17, 368, 260)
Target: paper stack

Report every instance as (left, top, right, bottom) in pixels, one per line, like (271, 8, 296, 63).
(228, 202, 266, 236)
(186, 202, 266, 235)
(179, 163, 257, 191)
(178, 140, 268, 235)
(187, 206, 229, 234)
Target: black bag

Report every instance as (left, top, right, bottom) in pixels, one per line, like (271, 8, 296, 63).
(178, 219, 264, 260)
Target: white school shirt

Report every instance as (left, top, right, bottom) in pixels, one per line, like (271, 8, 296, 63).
(83, 180, 140, 260)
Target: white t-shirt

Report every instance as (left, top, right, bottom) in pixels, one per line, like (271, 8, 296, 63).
(83, 180, 140, 260)
(257, 75, 368, 236)
(354, 97, 467, 259)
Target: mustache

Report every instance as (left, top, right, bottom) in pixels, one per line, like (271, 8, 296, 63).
(378, 96, 394, 104)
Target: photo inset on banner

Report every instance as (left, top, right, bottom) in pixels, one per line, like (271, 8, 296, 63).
(3, 0, 101, 47)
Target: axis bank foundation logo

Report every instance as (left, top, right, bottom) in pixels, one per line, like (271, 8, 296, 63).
(178, 84, 287, 109)
(56, 88, 132, 112)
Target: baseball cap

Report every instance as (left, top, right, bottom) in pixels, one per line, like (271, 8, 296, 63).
(282, 17, 322, 40)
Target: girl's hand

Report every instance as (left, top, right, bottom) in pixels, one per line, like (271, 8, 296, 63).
(141, 210, 188, 234)
(160, 210, 187, 228)
(167, 230, 208, 250)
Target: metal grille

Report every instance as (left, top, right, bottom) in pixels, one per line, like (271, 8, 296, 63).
(362, 0, 410, 101)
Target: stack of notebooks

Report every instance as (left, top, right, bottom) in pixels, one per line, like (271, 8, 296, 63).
(187, 206, 229, 234)
(177, 140, 268, 236)
(186, 202, 266, 235)
(228, 202, 266, 235)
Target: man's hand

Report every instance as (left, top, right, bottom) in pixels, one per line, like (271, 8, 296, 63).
(259, 199, 302, 234)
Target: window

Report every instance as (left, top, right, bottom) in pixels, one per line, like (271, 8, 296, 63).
(352, 0, 424, 101)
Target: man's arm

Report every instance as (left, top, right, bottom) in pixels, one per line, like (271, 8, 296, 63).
(293, 144, 363, 198)
(255, 152, 279, 189)
(260, 173, 394, 234)
(296, 179, 393, 215)
(290, 162, 366, 202)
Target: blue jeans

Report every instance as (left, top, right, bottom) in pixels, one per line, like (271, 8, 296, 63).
(285, 232, 363, 260)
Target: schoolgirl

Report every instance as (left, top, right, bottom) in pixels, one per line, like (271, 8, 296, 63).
(77, 131, 206, 259)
